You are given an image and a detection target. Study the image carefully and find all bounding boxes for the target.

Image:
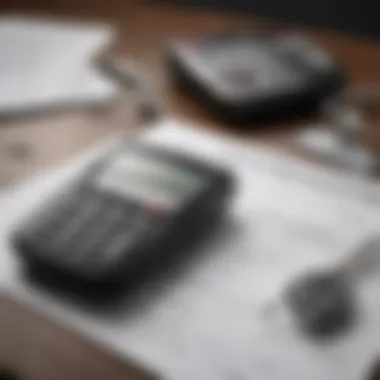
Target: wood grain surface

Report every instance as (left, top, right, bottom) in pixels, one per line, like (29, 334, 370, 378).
(0, 294, 157, 380)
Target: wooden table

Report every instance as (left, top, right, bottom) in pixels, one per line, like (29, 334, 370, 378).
(0, 295, 156, 380)
(2, 1, 380, 379)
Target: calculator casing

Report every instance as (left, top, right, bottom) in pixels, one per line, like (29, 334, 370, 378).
(11, 144, 233, 296)
(167, 33, 345, 124)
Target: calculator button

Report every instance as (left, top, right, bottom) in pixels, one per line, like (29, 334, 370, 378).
(70, 225, 109, 263)
(73, 208, 124, 261)
(36, 198, 72, 228)
(53, 199, 99, 250)
(102, 215, 147, 261)
(102, 231, 136, 261)
(28, 198, 78, 243)
(110, 205, 125, 217)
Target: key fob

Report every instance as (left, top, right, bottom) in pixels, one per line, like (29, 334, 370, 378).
(285, 270, 355, 336)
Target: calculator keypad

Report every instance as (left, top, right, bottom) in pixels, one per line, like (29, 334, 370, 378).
(30, 197, 77, 239)
(102, 212, 147, 262)
(71, 207, 125, 261)
(28, 190, 160, 274)
(52, 197, 100, 249)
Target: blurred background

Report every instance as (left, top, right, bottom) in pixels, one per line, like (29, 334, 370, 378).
(2, 0, 380, 38)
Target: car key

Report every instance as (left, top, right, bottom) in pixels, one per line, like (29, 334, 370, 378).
(262, 236, 380, 337)
(284, 268, 354, 336)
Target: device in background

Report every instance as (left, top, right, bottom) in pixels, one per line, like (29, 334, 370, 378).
(167, 33, 345, 124)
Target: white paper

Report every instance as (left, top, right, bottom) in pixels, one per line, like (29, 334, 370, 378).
(0, 16, 117, 115)
(2, 119, 380, 380)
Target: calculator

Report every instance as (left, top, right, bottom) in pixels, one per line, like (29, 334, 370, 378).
(12, 143, 233, 295)
(167, 33, 345, 123)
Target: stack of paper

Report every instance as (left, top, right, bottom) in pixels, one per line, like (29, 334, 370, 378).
(0, 16, 118, 116)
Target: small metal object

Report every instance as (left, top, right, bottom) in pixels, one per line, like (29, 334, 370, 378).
(285, 270, 354, 336)
(297, 86, 380, 176)
(97, 58, 142, 90)
(97, 57, 161, 123)
(321, 88, 380, 175)
(263, 236, 380, 337)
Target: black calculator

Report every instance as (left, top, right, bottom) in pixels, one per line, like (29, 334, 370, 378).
(12, 143, 233, 296)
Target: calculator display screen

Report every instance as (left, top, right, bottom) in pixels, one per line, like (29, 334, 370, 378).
(97, 152, 206, 209)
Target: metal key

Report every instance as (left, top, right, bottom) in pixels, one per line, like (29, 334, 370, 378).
(262, 236, 380, 337)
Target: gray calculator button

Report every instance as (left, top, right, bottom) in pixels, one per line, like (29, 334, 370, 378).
(29, 200, 77, 247)
(73, 208, 125, 261)
(34, 198, 74, 233)
(103, 232, 135, 261)
(72, 227, 108, 262)
(108, 207, 125, 223)
(103, 213, 148, 261)
(53, 200, 99, 249)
